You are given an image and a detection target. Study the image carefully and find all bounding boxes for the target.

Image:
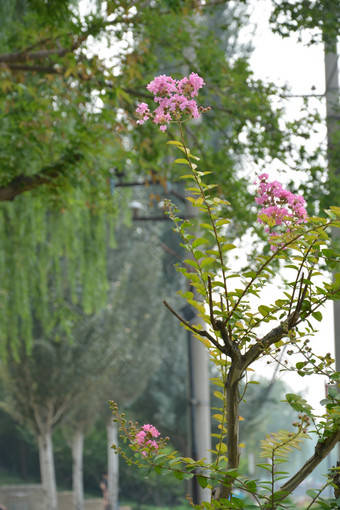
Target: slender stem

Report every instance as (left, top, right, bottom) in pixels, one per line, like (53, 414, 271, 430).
(178, 121, 231, 321)
(214, 363, 228, 468)
(271, 449, 275, 509)
(166, 201, 209, 295)
(162, 299, 225, 352)
(287, 235, 318, 318)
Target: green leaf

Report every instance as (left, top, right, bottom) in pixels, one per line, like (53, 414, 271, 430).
(312, 311, 323, 321)
(230, 497, 244, 507)
(183, 472, 194, 480)
(245, 480, 257, 493)
(184, 259, 199, 269)
(258, 305, 271, 316)
(306, 489, 318, 498)
(200, 256, 215, 268)
(296, 361, 308, 369)
(192, 238, 208, 248)
(216, 442, 228, 452)
(173, 470, 184, 480)
(257, 463, 272, 471)
(213, 390, 225, 400)
(334, 273, 340, 288)
(221, 243, 236, 251)
(166, 140, 183, 146)
(215, 218, 231, 226)
(200, 223, 214, 231)
(174, 158, 190, 165)
(213, 413, 225, 422)
(196, 475, 208, 488)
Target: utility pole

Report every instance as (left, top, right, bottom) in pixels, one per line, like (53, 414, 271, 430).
(324, 39, 340, 460)
(180, 184, 212, 504)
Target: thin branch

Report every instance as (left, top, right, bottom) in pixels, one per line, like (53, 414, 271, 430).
(0, 38, 85, 64)
(5, 64, 57, 73)
(291, 267, 313, 324)
(162, 299, 225, 352)
(227, 223, 329, 325)
(208, 276, 217, 330)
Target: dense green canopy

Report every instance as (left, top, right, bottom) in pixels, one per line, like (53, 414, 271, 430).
(0, 0, 313, 209)
(0, 0, 335, 348)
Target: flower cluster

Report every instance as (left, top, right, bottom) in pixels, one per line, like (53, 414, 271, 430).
(110, 402, 168, 462)
(135, 424, 161, 457)
(136, 73, 209, 132)
(255, 173, 308, 234)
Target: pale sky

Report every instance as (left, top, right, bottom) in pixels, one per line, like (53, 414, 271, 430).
(245, 0, 339, 415)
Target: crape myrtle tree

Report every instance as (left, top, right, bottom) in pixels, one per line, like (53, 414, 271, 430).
(0, 0, 337, 504)
(112, 75, 340, 508)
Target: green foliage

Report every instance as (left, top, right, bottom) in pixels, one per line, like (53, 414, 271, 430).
(0, 194, 121, 356)
(113, 126, 340, 508)
(0, 0, 324, 218)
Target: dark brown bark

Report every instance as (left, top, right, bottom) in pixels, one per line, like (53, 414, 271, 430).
(0, 37, 86, 64)
(0, 151, 82, 202)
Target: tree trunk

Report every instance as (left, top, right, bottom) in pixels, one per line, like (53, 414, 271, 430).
(38, 429, 58, 510)
(190, 334, 212, 503)
(72, 428, 84, 510)
(107, 420, 119, 510)
(212, 362, 242, 501)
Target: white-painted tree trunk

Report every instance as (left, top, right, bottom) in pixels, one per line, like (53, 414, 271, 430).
(190, 336, 211, 503)
(38, 429, 58, 510)
(72, 428, 84, 510)
(107, 420, 119, 510)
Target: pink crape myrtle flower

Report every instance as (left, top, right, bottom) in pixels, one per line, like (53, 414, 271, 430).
(177, 73, 205, 97)
(136, 102, 150, 125)
(146, 75, 178, 97)
(255, 173, 308, 236)
(136, 72, 208, 132)
(135, 424, 161, 457)
(141, 424, 161, 437)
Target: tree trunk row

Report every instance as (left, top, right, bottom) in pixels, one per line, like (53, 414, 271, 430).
(37, 421, 118, 510)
